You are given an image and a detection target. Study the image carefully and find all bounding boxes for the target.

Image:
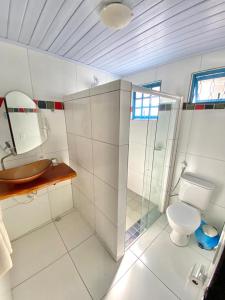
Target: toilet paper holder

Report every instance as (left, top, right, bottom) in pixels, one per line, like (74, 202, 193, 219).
(190, 264, 207, 286)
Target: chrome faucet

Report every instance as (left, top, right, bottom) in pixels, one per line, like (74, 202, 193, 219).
(1, 142, 16, 170)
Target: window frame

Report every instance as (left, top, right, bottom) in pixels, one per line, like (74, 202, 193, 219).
(132, 80, 161, 120)
(189, 67, 225, 104)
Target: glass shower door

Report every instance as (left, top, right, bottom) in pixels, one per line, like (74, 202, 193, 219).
(125, 87, 181, 247)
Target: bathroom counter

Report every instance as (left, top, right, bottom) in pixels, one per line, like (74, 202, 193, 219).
(0, 163, 76, 200)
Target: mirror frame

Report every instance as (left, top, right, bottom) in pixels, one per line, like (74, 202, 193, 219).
(4, 90, 47, 155)
(3, 97, 17, 154)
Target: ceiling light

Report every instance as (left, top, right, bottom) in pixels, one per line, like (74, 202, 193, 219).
(100, 3, 133, 29)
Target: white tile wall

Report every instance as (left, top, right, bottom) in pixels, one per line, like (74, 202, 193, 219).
(41, 110, 68, 154)
(91, 91, 120, 144)
(118, 145, 129, 190)
(127, 105, 179, 213)
(176, 110, 194, 154)
(76, 190, 95, 229)
(174, 109, 225, 231)
(125, 48, 225, 231)
(185, 154, 225, 208)
(94, 176, 119, 225)
(64, 80, 131, 260)
(93, 141, 119, 188)
(0, 39, 116, 177)
(70, 97, 92, 138)
(74, 165, 94, 202)
(95, 209, 118, 256)
(74, 135, 93, 173)
(49, 184, 73, 218)
(0, 40, 117, 298)
(119, 90, 131, 145)
(187, 110, 225, 161)
(128, 142, 146, 174)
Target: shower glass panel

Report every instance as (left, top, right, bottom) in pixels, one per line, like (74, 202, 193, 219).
(125, 86, 181, 247)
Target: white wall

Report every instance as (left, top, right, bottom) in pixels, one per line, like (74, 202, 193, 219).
(64, 80, 131, 261)
(0, 40, 118, 169)
(125, 48, 225, 232)
(0, 40, 117, 299)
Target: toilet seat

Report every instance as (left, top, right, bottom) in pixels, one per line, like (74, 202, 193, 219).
(166, 202, 201, 233)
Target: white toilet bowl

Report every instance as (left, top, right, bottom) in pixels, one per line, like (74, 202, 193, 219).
(166, 202, 201, 246)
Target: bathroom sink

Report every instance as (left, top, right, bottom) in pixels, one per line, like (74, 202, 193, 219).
(0, 159, 52, 184)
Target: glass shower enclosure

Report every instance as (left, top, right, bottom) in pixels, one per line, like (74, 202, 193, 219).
(125, 85, 182, 247)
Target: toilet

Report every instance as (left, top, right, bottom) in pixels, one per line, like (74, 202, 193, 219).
(166, 172, 215, 247)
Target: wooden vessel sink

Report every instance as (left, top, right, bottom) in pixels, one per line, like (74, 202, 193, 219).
(0, 159, 52, 184)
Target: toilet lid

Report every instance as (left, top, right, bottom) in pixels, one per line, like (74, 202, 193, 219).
(167, 202, 201, 231)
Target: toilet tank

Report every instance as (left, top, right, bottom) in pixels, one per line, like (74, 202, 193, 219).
(179, 172, 215, 211)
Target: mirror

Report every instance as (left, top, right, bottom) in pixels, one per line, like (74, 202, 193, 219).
(4, 91, 47, 155)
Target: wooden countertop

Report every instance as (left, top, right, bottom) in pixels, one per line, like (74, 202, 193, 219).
(0, 163, 76, 200)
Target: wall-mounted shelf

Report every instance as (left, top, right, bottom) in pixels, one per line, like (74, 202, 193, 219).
(0, 163, 76, 200)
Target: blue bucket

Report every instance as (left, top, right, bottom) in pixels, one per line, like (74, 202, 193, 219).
(195, 220, 220, 250)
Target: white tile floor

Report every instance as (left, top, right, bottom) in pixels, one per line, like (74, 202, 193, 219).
(11, 210, 215, 300)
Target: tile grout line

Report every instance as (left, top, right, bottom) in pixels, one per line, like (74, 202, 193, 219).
(66, 232, 95, 254)
(71, 160, 127, 194)
(11, 211, 93, 294)
(89, 91, 97, 235)
(12, 252, 68, 290)
(68, 131, 129, 148)
(101, 221, 169, 299)
(64, 88, 131, 103)
(52, 220, 94, 300)
(99, 253, 139, 300)
(138, 255, 180, 299)
(101, 232, 179, 300)
(137, 225, 209, 299)
(11, 207, 75, 243)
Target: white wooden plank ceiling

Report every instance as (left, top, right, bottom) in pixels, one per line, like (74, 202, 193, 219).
(1, 0, 225, 75)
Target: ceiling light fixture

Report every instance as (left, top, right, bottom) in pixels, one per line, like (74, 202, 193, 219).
(100, 3, 133, 29)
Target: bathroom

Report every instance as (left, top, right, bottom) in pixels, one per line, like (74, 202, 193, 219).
(0, 1, 225, 300)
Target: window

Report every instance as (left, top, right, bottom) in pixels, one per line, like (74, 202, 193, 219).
(190, 68, 225, 103)
(132, 81, 161, 120)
